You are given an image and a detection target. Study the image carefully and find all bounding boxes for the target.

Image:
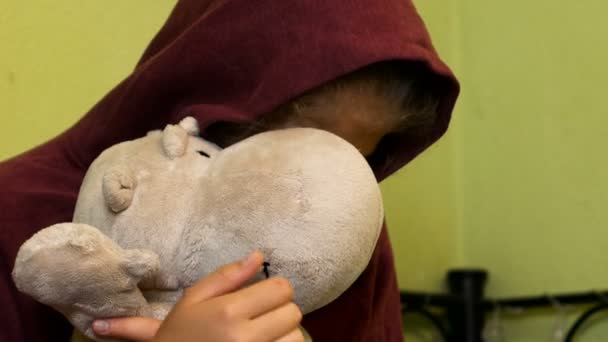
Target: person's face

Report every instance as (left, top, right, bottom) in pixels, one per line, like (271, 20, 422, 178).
(287, 85, 402, 157)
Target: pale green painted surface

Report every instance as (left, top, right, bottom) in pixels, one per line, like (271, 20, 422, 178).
(455, 0, 608, 340)
(0, 1, 174, 160)
(459, 0, 608, 297)
(3, 1, 608, 341)
(401, 0, 608, 341)
(382, 0, 464, 295)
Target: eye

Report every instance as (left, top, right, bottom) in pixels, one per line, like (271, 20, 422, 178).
(262, 262, 270, 279)
(197, 151, 210, 158)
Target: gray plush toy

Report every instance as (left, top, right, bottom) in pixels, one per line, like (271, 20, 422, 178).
(12, 117, 383, 341)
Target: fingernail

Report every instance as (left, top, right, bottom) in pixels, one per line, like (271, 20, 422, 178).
(92, 320, 109, 334)
(241, 251, 259, 268)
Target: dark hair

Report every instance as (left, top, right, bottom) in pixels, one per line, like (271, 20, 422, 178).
(204, 61, 443, 149)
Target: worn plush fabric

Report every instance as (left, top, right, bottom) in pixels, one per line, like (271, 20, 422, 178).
(13, 124, 384, 341)
(0, 0, 458, 341)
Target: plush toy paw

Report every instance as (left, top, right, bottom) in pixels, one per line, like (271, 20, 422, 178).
(13, 223, 161, 340)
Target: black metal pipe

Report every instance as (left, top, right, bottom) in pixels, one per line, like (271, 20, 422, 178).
(446, 269, 488, 342)
(401, 290, 608, 311)
(487, 290, 608, 310)
(400, 291, 461, 308)
(400, 271, 608, 342)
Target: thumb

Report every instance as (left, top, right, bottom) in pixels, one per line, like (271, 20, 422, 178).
(181, 250, 264, 305)
(92, 317, 161, 341)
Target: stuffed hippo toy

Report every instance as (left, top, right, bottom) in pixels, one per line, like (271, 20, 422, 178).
(12, 117, 384, 341)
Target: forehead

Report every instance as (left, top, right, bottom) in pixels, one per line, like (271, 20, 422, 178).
(291, 84, 404, 156)
(306, 81, 403, 133)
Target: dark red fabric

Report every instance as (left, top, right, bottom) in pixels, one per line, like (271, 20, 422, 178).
(0, 0, 458, 341)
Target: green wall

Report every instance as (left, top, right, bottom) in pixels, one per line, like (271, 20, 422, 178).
(0, 1, 174, 160)
(400, 0, 608, 341)
(383, 0, 464, 295)
(3, 1, 608, 341)
(457, 0, 608, 340)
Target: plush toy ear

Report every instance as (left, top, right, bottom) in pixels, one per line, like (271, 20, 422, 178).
(161, 117, 199, 158)
(162, 124, 189, 159)
(178, 116, 199, 136)
(146, 129, 161, 136)
(102, 166, 136, 213)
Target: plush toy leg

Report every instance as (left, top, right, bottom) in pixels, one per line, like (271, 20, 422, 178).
(12, 223, 161, 341)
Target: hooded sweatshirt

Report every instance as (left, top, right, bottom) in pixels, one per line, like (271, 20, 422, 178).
(0, 1, 459, 341)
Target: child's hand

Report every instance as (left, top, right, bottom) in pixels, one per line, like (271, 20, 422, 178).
(91, 251, 304, 342)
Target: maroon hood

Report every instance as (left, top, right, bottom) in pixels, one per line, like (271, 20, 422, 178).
(64, 0, 458, 180)
(0, 1, 458, 341)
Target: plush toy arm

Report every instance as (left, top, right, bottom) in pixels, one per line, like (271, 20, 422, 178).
(12, 223, 161, 341)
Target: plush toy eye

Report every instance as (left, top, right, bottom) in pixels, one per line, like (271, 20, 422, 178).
(262, 262, 270, 279)
(197, 150, 210, 158)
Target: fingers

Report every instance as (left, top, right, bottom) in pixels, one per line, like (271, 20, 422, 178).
(181, 251, 264, 305)
(275, 328, 306, 342)
(92, 317, 161, 341)
(90, 251, 295, 342)
(222, 276, 294, 318)
(247, 302, 303, 341)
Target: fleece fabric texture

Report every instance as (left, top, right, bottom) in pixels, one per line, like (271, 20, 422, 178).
(13, 125, 384, 341)
(0, 0, 459, 341)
